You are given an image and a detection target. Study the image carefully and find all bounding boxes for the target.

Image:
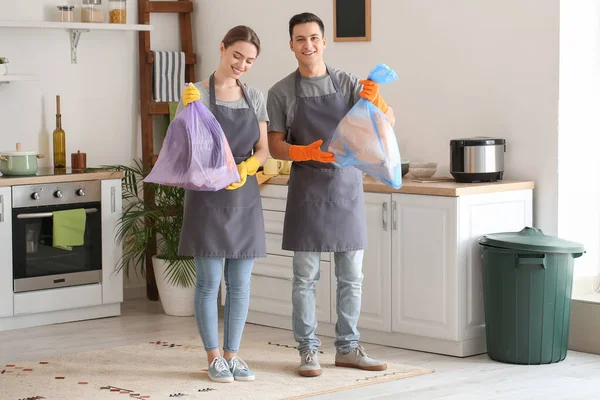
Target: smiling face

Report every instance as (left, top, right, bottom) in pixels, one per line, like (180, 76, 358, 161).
(289, 22, 326, 69)
(218, 40, 258, 80)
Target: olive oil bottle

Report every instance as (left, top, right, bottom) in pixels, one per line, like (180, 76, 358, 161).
(53, 95, 66, 168)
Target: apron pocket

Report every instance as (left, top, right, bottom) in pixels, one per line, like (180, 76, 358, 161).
(184, 175, 260, 209)
(291, 167, 362, 203)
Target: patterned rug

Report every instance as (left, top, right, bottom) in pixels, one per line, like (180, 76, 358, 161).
(0, 336, 434, 400)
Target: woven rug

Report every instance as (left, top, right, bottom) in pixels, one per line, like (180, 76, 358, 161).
(0, 336, 434, 400)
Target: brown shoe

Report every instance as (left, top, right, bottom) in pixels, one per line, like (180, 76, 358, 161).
(335, 345, 387, 371)
(299, 349, 322, 377)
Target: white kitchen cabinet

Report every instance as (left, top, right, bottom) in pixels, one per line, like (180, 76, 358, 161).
(101, 179, 123, 305)
(255, 181, 533, 357)
(249, 254, 331, 323)
(391, 193, 458, 340)
(0, 187, 13, 318)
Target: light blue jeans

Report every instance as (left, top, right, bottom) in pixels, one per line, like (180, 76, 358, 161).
(194, 257, 254, 353)
(292, 250, 364, 353)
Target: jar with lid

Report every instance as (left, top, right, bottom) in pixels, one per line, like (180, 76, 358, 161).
(57, 5, 74, 22)
(109, 0, 126, 24)
(81, 0, 105, 23)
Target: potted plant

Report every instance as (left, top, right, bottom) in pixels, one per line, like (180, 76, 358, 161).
(95, 159, 196, 316)
(0, 57, 8, 76)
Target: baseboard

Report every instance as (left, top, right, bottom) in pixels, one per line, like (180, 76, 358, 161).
(0, 303, 121, 332)
(246, 310, 486, 358)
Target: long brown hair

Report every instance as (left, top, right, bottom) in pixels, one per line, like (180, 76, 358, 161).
(222, 25, 261, 56)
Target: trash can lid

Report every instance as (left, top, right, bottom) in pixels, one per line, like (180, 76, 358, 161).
(479, 227, 585, 254)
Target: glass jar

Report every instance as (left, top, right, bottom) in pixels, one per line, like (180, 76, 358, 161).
(109, 0, 126, 24)
(81, 0, 104, 23)
(57, 5, 74, 22)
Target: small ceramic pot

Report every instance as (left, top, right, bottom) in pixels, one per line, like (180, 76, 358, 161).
(0, 143, 44, 176)
(0, 64, 7, 76)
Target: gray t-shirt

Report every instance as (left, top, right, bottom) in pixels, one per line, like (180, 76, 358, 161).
(267, 66, 362, 139)
(176, 81, 269, 122)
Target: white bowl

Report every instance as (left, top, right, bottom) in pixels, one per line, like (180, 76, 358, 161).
(410, 168, 436, 179)
(410, 162, 437, 169)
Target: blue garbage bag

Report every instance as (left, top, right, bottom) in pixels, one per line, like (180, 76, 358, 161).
(328, 63, 402, 189)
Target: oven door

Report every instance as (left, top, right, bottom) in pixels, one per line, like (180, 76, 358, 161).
(12, 201, 102, 293)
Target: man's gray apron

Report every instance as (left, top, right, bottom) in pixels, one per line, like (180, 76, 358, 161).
(282, 67, 367, 252)
(178, 74, 266, 258)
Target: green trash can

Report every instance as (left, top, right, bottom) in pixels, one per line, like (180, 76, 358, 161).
(478, 227, 585, 365)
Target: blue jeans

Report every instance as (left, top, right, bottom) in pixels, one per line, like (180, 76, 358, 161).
(194, 257, 254, 353)
(292, 250, 364, 353)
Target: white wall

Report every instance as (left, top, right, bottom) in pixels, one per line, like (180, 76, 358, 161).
(559, 1, 600, 278)
(192, 0, 560, 235)
(0, 0, 146, 288)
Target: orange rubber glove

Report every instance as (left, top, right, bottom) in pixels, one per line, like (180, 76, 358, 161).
(289, 140, 336, 163)
(359, 79, 389, 114)
(182, 83, 201, 107)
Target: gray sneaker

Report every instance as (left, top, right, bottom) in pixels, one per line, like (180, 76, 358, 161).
(299, 349, 322, 377)
(227, 356, 255, 381)
(208, 356, 234, 383)
(335, 345, 387, 371)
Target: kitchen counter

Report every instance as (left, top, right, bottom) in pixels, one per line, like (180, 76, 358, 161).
(0, 168, 124, 187)
(263, 174, 534, 197)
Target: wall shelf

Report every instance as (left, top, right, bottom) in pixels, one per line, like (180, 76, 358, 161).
(0, 74, 39, 85)
(0, 20, 153, 64)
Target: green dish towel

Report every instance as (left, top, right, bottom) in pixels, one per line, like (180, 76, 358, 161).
(168, 102, 178, 123)
(53, 209, 86, 250)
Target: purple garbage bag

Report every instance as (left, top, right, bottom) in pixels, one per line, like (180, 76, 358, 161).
(144, 100, 239, 191)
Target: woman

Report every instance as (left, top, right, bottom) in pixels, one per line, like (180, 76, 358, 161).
(177, 25, 269, 383)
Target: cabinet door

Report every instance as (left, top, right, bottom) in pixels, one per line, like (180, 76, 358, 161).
(458, 190, 533, 341)
(391, 193, 459, 341)
(332, 193, 392, 332)
(0, 187, 13, 318)
(101, 179, 123, 304)
(249, 254, 331, 323)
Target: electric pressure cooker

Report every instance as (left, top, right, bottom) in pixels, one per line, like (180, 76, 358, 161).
(450, 137, 505, 183)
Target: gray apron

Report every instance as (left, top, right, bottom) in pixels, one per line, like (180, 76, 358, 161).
(282, 67, 367, 252)
(178, 74, 266, 258)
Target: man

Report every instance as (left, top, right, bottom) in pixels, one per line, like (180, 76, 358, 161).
(266, 12, 395, 377)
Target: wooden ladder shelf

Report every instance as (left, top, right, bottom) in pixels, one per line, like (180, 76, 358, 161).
(137, 0, 196, 300)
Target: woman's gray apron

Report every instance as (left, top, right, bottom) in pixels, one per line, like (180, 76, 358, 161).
(282, 68, 367, 252)
(178, 74, 266, 258)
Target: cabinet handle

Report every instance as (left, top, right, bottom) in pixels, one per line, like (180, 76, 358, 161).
(251, 272, 292, 282)
(0, 194, 4, 223)
(392, 200, 397, 230)
(382, 202, 388, 231)
(111, 186, 116, 214)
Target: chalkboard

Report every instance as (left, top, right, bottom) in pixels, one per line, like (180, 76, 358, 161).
(333, 0, 371, 42)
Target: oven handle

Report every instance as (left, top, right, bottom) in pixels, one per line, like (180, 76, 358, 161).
(16, 208, 98, 219)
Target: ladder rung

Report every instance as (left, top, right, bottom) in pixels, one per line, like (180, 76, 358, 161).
(146, 52, 196, 65)
(151, 102, 170, 115)
(147, 1, 193, 13)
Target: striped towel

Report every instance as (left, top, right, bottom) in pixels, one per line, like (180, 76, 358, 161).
(152, 51, 186, 102)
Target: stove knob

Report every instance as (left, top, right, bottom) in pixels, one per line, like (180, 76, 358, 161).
(31, 192, 40, 200)
(54, 190, 63, 199)
(76, 188, 85, 197)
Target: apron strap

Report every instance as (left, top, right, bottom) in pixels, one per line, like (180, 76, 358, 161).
(209, 73, 256, 115)
(208, 73, 217, 114)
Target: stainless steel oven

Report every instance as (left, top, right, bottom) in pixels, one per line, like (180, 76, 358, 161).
(12, 180, 102, 293)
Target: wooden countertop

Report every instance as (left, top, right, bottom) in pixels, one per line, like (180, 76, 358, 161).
(0, 168, 124, 187)
(262, 173, 535, 197)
